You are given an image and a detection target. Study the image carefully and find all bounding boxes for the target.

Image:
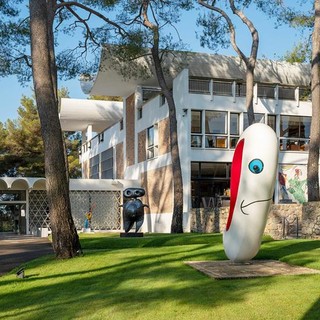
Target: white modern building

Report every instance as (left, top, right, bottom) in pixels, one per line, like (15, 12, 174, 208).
(59, 47, 313, 233)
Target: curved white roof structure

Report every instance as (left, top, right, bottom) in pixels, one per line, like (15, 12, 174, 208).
(59, 98, 123, 132)
(0, 177, 46, 190)
(0, 177, 140, 192)
(87, 46, 311, 97)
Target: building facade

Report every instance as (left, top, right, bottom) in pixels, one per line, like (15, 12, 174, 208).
(61, 49, 313, 233)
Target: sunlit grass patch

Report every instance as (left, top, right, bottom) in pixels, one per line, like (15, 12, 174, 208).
(1, 233, 320, 320)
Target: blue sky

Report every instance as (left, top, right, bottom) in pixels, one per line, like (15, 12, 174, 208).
(0, 5, 308, 123)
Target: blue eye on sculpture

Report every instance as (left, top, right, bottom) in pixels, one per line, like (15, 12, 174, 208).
(248, 159, 264, 174)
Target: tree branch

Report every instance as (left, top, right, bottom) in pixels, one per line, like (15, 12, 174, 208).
(198, 0, 248, 64)
(229, 0, 259, 67)
(56, 0, 128, 37)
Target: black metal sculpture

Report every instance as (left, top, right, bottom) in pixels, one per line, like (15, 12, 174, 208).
(121, 188, 149, 233)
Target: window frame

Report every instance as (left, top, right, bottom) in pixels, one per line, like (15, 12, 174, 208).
(147, 124, 159, 160)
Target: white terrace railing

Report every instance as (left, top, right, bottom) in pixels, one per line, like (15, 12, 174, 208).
(189, 78, 311, 101)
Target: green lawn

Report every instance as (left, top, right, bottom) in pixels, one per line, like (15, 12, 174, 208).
(1, 233, 320, 320)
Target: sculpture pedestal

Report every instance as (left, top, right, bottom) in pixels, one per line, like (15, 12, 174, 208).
(120, 232, 144, 238)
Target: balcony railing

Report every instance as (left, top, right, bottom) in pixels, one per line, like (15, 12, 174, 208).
(189, 79, 210, 94)
(189, 78, 309, 102)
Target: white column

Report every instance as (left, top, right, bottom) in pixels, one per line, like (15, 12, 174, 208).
(87, 124, 93, 141)
(254, 83, 258, 105)
(26, 191, 30, 235)
(232, 81, 236, 103)
(82, 130, 87, 143)
(274, 85, 279, 106)
(295, 87, 300, 108)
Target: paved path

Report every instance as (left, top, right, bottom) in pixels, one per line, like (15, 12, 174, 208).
(0, 233, 53, 276)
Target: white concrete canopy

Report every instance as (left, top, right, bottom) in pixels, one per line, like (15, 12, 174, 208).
(86, 46, 311, 97)
(59, 98, 123, 132)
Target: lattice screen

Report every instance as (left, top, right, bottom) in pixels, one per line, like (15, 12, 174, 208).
(29, 190, 50, 234)
(29, 190, 122, 232)
(70, 190, 121, 230)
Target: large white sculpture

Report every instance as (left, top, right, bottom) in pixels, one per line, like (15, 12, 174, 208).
(223, 123, 278, 262)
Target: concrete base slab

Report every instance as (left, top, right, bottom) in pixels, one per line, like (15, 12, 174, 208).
(186, 260, 320, 280)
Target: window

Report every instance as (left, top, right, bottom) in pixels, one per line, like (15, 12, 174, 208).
(205, 111, 227, 148)
(267, 115, 276, 132)
(243, 113, 265, 130)
(278, 86, 295, 100)
(235, 82, 246, 97)
(189, 78, 233, 96)
(257, 84, 275, 99)
(89, 155, 99, 179)
(191, 162, 231, 208)
(137, 107, 143, 120)
(147, 124, 158, 159)
(189, 78, 210, 94)
(191, 110, 202, 148)
(230, 113, 240, 148)
(212, 81, 233, 96)
(0, 191, 26, 201)
(299, 87, 311, 101)
(205, 111, 227, 134)
(101, 148, 113, 179)
(142, 87, 161, 102)
(280, 115, 311, 151)
(191, 110, 239, 149)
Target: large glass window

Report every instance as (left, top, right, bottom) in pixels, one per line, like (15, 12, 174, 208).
(205, 111, 227, 134)
(280, 115, 311, 151)
(205, 111, 228, 148)
(191, 110, 239, 149)
(191, 162, 230, 208)
(101, 148, 113, 179)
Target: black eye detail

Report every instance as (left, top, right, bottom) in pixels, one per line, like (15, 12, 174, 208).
(248, 159, 264, 174)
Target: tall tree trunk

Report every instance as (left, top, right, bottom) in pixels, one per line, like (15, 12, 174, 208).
(307, 0, 320, 201)
(246, 64, 255, 125)
(151, 34, 184, 233)
(29, 0, 81, 257)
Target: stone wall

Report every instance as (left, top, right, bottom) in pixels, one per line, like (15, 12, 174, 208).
(301, 202, 320, 238)
(190, 202, 320, 239)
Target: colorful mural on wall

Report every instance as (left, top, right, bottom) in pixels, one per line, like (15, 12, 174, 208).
(278, 165, 307, 204)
